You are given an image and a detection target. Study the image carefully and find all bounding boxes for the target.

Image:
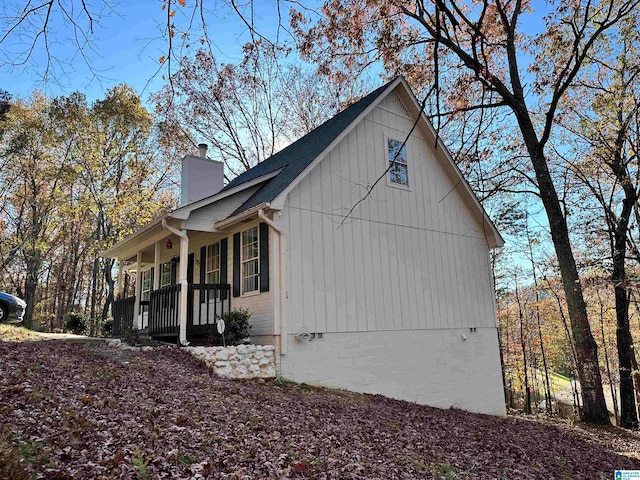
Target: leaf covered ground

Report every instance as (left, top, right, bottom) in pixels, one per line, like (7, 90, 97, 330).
(1, 339, 640, 479)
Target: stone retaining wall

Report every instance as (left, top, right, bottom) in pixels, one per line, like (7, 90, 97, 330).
(185, 345, 276, 379)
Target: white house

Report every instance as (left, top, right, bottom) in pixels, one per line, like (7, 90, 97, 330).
(103, 77, 506, 416)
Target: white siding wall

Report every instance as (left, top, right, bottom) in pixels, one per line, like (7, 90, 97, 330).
(279, 328, 506, 416)
(277, 90, 504, 415)
(184, 185, 261, 231)
(281, 92, 497, 336)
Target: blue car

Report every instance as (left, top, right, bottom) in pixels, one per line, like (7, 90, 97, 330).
(0, 291, 26, 323)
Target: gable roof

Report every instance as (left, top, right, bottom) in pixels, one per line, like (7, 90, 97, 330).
(103, 76, 504, 260)
(221, 80, 394, 215)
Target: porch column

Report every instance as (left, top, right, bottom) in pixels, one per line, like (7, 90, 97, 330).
(117, 258, 124, 298)
(178, 230, 189, 345)
(153, 241, 161, 290)
(134, 251, 143, 330)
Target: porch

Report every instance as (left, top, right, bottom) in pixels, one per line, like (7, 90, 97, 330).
(112, 283, 230, 341)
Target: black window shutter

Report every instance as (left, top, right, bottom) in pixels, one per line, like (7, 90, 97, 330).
(233, 233, 240, 297)
(170, 258, 177, 285)
(187, 253, 194, 284)
(220, 238, 228, 300)
(200, 246, 207, 284)
(259, 222, 270, 292)
(199, 246, 207, 303)
(220, 238, 228, 284)
(150, 267, 154, 289)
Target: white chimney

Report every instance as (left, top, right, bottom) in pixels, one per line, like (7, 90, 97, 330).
(180, 143, 224, 205)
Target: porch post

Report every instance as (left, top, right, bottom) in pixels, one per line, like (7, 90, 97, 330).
(153, 241, 161, 290)
(178, 230, 189, 345)
(134, 251, 143, 330)
(117, 258, 124, 298)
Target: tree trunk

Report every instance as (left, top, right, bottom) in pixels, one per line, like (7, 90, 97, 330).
(613, 280, 638, 428)
(597, 288, 619, 426)
(23, 264, 38, 330)
(517, 120, 609, 424)
(515, 280, 531, 414)
(527, 224, 553, 414)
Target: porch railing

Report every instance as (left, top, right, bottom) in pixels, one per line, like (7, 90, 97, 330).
(188, 284, 231, 332)
(148, 284, 181, 337)
(112, 295, 135, 335)
(115, 283, 231, 339)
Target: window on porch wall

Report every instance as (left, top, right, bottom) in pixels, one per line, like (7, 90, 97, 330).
(206, 243, 220, 284)
(160, 263, 172, 288)
(141, 270, 151, 301)
(241, 226, 259, 294)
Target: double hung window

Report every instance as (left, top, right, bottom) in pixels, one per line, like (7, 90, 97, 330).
(206, 243, 221, 284)
(241, 226, 259, 294)
(388, 138, 408, 186)
(141, 270, 151, 301)
(159, 263, 172, 288)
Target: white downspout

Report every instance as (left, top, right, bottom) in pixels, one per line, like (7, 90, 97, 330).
(162, 219, 190, 346)
(257, 208, 286, 356)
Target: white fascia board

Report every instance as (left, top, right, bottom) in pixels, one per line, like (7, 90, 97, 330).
(171, 168, 284, 220)
(394, 78, 504, 248)
(213, 202, 271, 230)
(270, 78, 404, 211)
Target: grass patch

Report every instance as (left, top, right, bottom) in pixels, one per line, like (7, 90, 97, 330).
(0, 324, 44, 342)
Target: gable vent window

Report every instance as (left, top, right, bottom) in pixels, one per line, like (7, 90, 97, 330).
(241, 226, 260, 294)
(388, 138, 408, 186)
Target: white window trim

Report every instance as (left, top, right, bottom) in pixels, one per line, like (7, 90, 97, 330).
(159, 262, 172, 288)
(385, 134, 412, 191)
(141, 269, 151, 301)
(241, 225, 260, 296)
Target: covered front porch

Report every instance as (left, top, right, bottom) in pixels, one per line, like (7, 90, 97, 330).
(112, 282, 230, 340)
(104, 213, 233, 344)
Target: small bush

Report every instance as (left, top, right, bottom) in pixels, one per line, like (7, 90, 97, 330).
(64, 313, 88, 335)
(222, 309, 252, 345)
(207, 309, 252, 346)
(101, 318, 113, 337)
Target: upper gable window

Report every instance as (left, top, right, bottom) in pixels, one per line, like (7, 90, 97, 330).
(387, 138, 408, 186)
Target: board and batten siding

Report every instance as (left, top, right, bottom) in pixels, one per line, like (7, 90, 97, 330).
(281, 91, 497, 336)
(277, 88, 505, 415)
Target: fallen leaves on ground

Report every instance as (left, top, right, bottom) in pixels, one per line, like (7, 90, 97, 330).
(1, 340, 639, 479)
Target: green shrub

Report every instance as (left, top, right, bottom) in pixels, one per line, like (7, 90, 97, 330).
(64, 313, 88, 335)
(101, 318, 113, 337)
(207, 309, 252, 346)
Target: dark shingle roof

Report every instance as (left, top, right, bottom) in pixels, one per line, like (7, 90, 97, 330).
(222, 79, 395, 216)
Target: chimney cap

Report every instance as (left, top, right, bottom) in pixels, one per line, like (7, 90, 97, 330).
(197, 143, 208, 158)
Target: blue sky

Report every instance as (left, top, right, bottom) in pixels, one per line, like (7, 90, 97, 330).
(0, 0, 288, 103)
